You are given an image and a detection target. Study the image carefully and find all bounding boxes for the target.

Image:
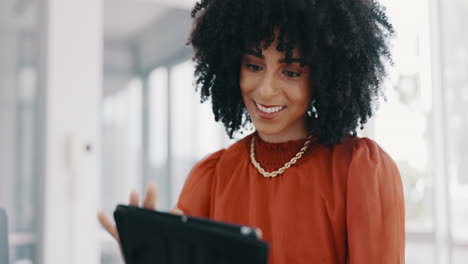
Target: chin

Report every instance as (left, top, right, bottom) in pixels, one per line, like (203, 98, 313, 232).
(252, 122, 286, 137)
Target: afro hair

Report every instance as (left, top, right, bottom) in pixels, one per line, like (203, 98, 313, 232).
(189, 0, 394, 145)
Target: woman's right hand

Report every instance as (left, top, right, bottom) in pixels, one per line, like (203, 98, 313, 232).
(97, 182, 184, 249)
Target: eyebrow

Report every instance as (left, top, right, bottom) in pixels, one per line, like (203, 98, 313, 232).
(244, 49, 264, 59)
(244, 49, 307, 66)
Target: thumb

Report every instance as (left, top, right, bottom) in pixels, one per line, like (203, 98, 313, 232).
(170, 207, 184, 215)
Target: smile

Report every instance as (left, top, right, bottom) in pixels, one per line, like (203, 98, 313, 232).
(254, 101, 286, 117)
(254, 101, 286, 113)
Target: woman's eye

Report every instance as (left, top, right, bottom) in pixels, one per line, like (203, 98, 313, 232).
(283, 71, 301, 78)
(246, 64, 263, 72)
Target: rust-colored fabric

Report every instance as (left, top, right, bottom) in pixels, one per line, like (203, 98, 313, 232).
(177, 132, 405, 264)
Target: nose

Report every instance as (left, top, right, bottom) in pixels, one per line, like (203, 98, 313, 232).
(258, 71, 280, 99)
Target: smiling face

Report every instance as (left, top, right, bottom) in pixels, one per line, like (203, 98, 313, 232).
(240, 38, 312, 143)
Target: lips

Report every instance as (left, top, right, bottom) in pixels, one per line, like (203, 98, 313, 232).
(253, 100, 286, 120)
(258, 102, 284, 108)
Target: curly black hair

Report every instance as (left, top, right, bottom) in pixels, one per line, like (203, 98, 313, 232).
(188, 0, 394, 145)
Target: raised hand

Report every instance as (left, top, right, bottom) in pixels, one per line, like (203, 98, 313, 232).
(97, 182, 184, 246)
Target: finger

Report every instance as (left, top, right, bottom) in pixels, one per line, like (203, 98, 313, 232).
(255, 228, 263, 239)
(97, 211, 120, 242)
(129, 190, 139, 207)
(143, 182, 158, 210)
(170, 207, 184, 215)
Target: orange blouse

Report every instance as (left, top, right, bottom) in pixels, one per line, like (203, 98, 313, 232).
(176, 132, 405, 264)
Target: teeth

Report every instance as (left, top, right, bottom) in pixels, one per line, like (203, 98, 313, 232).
(255, 102, 285, 114)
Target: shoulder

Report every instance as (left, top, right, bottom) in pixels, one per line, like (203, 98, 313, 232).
(348, 136, 398, 170)
(346, 136, 403, 209)
(329, 135, 401, 195)
(330, 134, 386, 153)
(328, 135, 395, 163)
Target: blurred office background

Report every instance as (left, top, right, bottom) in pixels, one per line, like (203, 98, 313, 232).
(0, 0, 467, 263)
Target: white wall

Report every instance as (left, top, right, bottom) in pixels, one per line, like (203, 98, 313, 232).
(38, 0, 102, 264)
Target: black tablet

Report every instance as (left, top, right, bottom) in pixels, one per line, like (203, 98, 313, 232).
(114, 205, 269, 264)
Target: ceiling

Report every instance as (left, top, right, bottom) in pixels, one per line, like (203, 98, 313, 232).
(1, 0, 197, 42)
(104, 0, 196, 41)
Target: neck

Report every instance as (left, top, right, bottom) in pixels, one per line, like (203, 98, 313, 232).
(256, 126, 308, 143)
(255, 114, 313, 143)
(257, 132, 308, 143)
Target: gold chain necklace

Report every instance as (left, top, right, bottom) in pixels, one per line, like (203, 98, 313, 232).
(250, 133, 314, 178)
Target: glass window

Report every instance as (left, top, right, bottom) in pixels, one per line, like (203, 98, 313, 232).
(149, 67, 170, 210)
(453, 247, 468, 264)
(375, 0, 434, 232)
(15, 67, 39, 233)
(168, 60, 231, 206)
(100, 78, 142, 264)
(405, 243, 435, 264)
(10, 244, 36, 264)
(101, 78, 143, 213)
(194, 97, 231, 160)
(442, 0, 468, 244)
(169, 61, 197, 205)
(0, 1, 39, 263)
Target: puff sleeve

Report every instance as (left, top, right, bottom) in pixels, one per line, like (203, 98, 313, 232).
(176, 149, 224, 218)
(346, 138, 405, 263)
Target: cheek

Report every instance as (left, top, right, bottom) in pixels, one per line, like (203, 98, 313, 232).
(287, 82, 311, 107)
(239, 71, 256, 96)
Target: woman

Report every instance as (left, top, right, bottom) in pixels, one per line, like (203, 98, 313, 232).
(99, 0, 405, 263)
